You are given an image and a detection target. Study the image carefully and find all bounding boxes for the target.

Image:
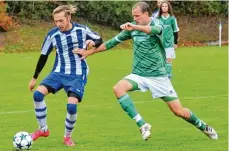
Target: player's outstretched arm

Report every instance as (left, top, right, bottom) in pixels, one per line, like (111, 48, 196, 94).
(73, 43, 107, 60)
(73, 28, 130, 59)
(120, 22, 161, 35)
(85, 37, 103, 48)
(120, 22, 151, 33)
(131, 24, 152, 34)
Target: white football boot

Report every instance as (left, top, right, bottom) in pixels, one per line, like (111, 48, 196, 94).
(203, 125, 218, 140)
(140, 123, 152, 140)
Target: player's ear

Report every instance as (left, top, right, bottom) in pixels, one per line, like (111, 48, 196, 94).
(67, 15, 71, 21)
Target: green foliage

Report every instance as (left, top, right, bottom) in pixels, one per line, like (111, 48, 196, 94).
(75, 1, 134, 28)
(6, 1, 227, 29)
(6, 1, 73, 21)
(171, 1, 228, 17)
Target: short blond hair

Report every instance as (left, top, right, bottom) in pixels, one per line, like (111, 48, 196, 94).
(132, 2, 151, 16)
(52, 5, 77, 16)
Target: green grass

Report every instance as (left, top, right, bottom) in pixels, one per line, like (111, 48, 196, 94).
(0, 46, 228, 151)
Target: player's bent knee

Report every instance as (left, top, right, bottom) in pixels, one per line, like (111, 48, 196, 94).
(113, 80, 132, 98)
(68, 91, 81, 103)
(113, 85, 125, 97)
(67, 104, 77, 114)
(37, 85, 50, 94)
(33, 91, 44, 102)
(112, 85, 119, 93)
(113, 82, 128, 93)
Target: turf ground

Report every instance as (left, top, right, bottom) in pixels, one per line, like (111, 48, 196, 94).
(0, 46, 228, 151)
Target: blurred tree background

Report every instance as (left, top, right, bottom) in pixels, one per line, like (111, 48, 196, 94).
(4, 1, 228, 29)
(0, 1, 228, 52)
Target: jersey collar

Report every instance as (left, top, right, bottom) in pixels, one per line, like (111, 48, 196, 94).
(162, 14, 170, 19)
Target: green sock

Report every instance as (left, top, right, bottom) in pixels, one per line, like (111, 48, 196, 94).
(118, 94, 145, 127)
(166, 63, 172, 78)
(184, 111, 206, 131)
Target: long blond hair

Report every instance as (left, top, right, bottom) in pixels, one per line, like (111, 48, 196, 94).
(52, 5, 77, 16)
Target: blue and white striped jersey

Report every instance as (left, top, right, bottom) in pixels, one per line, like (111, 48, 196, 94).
(151, 9, 159, 20)
(41, 22, 101, 76)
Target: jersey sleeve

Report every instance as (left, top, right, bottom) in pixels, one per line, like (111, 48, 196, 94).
(150, 19, 163, 35)
(85, 27, 101, 40)
(85, 27, 103, 47)
(151, 9, 159, 20)
(105, 30, 131, 50)
(171, 17, 179, 32)
(41, 34, 53, 56)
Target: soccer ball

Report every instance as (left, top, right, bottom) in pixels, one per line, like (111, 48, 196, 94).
(13, 131, 33, 150)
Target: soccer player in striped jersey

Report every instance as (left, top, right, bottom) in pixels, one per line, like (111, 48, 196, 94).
(151, 0, 163, 20)
(28, 5, 102, 146)
(73, 2, 218, 141)
(158, 1, 179, 79)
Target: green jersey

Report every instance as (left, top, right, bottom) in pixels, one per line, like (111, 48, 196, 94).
(158, 15, 179, 48)
(104, 19, 167, 77)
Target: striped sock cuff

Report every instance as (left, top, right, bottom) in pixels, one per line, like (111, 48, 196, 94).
(118, 94, 129, 103)
(133, 114, 142, 122)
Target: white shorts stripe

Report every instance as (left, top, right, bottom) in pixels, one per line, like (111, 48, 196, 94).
(133, 114, 142, 122)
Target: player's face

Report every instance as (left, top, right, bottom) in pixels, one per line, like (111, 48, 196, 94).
(161, 3, 169, 13)
(132, 6, 149, 25)
(157, 0, 163, 8)
(53, 11, 71, 32)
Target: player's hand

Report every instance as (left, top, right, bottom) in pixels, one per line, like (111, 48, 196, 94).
(29, 78, 36, 91)
(86, 40, 95, 47)
(120, 22, 135, 31)
(72, 48, 94, 60)
(174, 44, 178, 49)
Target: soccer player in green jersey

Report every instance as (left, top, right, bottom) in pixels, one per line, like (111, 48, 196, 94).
(158, 1, 179, 79)
(73, 2, 218, 141)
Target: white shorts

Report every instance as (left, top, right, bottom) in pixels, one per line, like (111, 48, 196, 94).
(124, 74, 178, 99)
(165, 47, 176, 59)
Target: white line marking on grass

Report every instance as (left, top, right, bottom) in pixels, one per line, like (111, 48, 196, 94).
(0, 104, 97, 115)
(0, 95, 227, 115)
(182, 95, 228, 99)
(134, 95, 228, 104)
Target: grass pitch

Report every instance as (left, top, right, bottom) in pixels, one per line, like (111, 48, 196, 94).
(0, 46, 227, 151)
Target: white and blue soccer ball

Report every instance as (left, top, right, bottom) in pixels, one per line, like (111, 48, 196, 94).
(13, 131, 33, 150)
